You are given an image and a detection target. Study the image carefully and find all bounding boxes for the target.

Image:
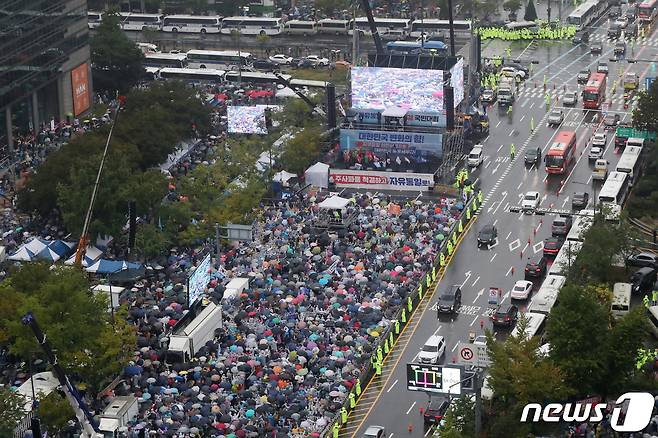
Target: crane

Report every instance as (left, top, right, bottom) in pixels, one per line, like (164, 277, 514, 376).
(21, 312, 103, 438)
(73, 98, 124, 267)
(272, 72, 326, 117)
(359, 0, 384, 55)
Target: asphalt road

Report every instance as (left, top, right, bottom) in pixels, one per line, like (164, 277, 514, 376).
(349, 15, 658, 438)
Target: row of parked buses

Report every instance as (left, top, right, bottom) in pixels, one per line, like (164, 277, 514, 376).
(87, 12, 472, 37)
(566, 0, 658, 31)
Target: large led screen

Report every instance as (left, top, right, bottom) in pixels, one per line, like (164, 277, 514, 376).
(228, 106, 268, 134)
(351, 67, 444, 113)
(188, 253, 211, 305)
(450, 58, 464, 108)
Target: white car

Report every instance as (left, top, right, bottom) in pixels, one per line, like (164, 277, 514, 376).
(418, 335, 446, 364)
(522, 191, 541, 213)
(501, 66, 526, 80)
(305, 55, 330, 67)
(473, 335, 487, 346)
(511, 280, 533, 300)
(588, 146, 604, 160)
(562, 91, 578, 106)
(591, 132, 607, 147)
(268, 54, 293, 65)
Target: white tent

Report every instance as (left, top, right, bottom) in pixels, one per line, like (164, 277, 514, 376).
(276, 87, 300, 99)
(64, 245, 103, 267)
(273, 170, 297, 186)
(304, 162, 330, 189)
(8, 247, 34, 262)
(318, 195, 351, 210)
(23, 238, 49, 255)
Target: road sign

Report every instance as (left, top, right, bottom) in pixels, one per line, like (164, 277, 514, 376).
(647, 76, 656, 91)
(456, 342, 492, 368)
(615, 127, 657, 141)
(406, 363, 463, 395)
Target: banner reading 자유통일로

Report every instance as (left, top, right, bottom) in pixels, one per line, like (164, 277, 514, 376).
(71, 63, 91, 116)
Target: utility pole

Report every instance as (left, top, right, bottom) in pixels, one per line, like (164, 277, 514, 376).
(447, 0, 457, 56)
(558, 0, 563, 22)
(351, 3, 359, 65)
(547, 0, 552, 23)
(474, 370, 482, 436)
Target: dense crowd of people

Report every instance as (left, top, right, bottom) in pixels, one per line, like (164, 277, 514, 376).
(108, 192, 461, 437)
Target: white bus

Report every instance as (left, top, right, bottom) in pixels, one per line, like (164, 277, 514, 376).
(511, 312, 547, 339)
(88, 11, 103, 29)
(289, 78, 329, 89)
(566, 0, 601, 30)
(144, 53, 188, 69)
(119, 13, 163, 31)
(224, 71, 291, 85)
(548, 241, 582, 276)
(598, 171, 630, 209)
(284, 20, 318, 35)
(317, 18, 352, 35)
(220, 16, 284, 36)
(409, 19, 472, 38)
(186, 50, 253, 69)
(159, 68, 226, 82)
(615, 145, 643, 186)
(611, 283, 632, 319)
(162, 15, 222, 33)
(505, 21, 540, 32)
(527, 274, 566, 315)
(351, 17, 412, 35)
(144, 66, 160, 80)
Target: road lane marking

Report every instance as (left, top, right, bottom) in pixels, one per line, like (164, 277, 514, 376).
(506, 266, 514, 276)
(522, 242, 529, 253)
(470, 315, 479, 327)
(496, 120, 502, 128)
(497, 144, 504, 152)
(533, 241, 544, 254)
(506, 231, 512, 239)
(387, 380, 398, 393)
(493, 219, 498, 226)
(490, 253, 497, 263)
(406, 401, 417, 415)
(433, 325, 443, 336)
(452, 342, 459, 351)
(473, 288, 485, 304)
(529, 101, 535, 109)
(517, 181, 523, 189)
(471, 275, 480, 287)
(520, 115, 526, 122)
(509, 239, 521, 251)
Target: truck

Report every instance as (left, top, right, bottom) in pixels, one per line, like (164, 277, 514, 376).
(592, 159, 608, 181)
(497, 76, 515, 106)
(167, 301, 223, 362)
(98, 396, 139, 438)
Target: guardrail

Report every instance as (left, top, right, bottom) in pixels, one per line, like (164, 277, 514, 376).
(321, 188, 483, 438)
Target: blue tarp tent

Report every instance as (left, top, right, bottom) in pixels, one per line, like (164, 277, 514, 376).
(34, 247, 61, 262)
(48, 240, 76, 258)
(86, 259, 143, 274)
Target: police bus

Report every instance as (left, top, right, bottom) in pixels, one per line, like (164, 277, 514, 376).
(159, 68, 226, 83)
(351, 17, 412, 35)
(220, 16, 284, 36)
(284, 20, 318, 35)
(615, 145, 643, 186)
(144, 52, 188, 69)
(186, 50, 253, 69)
(566, 0, 601, 30)
(118, 13, 163, 31)
(162, 15, 222, 33)
(224, 71, 291, 85)
(409, 19, 472, 38)
(317, 19, 352, 35)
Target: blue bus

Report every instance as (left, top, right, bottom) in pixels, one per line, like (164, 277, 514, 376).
(386, 40, 447, 53)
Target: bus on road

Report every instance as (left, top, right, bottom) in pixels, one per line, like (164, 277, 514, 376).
(386, 40, 447, 53)
(409, 19, 471, 38)
(545, 130, 577, 174)
(144, 53, 188, 69)
(118, 13, 163, 31)
(351, 17, 412, 35)
(615, 145, 643, 186)
(639, 0, 658, 22)
(567, 0, 601, 30)
(87, 11, 103, 29)
(159, 68, 226, 83)
(162, 15, 222, 33)
(598, 171, 630, 215)
(224, 71, 291, 85)
(186, 50, 253, 69)
(317, 19, 352, 35)
(220, 16, 284, 36)
(284, 20, 318, 35)
(583, 72, 606, 109)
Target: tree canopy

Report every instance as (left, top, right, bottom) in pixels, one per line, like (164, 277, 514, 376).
(0, 387, 26, 437)
(90, 12, 145, 95)
(632, 79, 658, 134)
(503, 0, 522, 13)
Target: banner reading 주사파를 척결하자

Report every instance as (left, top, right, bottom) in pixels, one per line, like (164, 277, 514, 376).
(329, 169, 434, 191)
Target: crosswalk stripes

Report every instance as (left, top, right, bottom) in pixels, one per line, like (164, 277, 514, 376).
(587, 33, 658, 46)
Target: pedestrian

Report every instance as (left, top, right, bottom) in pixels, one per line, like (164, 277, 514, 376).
(652, 288, 658, 306)
(510, 143, 516, 160)
(644, 294, 650, 308)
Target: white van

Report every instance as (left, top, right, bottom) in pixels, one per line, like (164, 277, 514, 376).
(418, 335, 446, 364)
(511, 311, 546, 339)
(467, 144, 484, 167)
(611, 283, 631, 319)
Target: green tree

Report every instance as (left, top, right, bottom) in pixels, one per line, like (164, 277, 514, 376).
(256, 33, 271, 56)
(487, 317, 572, 436)
(0, 387, 26, 437)
(569, 217, 634, 283)
(524, 0, 538, 21)
(602, 307, 648, 395)
(632, 79, 658, 133)
(439, 395, 475, 437)
(546, 284, 610, 394)
(38, 391, 76, 437)
(273, 96, 322, 129)
(314, 0, 350, 16)
(117, 170, 169, 222)
(628, 144, 658, 218)
(215, 0, 251, 16)
(90, 12, 145, 94)
(278, 127, 323, 175)
(135, 222, 172, 259)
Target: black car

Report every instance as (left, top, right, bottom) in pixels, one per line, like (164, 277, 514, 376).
(252, 59, 279, 71)
(543, 236, 564, 257)
(524, 147, 542, 166)
(590, 43, 603, 54)
(577, 68, 591, 84)
(604, 113, 621, 129)
(437, 285, 462, 314)
(525, 255, 547, 278)
(627, 252, 658, 268)
(573, 30, 589, 44)
(505, 62, 529, 76)
(296, 59, 316, 69)
(572, 192, 590, 210)
(614, 41, 626, 55)
(423, 399, 450, 426)
(631, 267, 657, 294)
(491, 304, 519, 327)
(477, 224, 498, 248)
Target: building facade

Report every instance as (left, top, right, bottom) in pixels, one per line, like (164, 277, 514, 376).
(0, 0, 91, 157)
